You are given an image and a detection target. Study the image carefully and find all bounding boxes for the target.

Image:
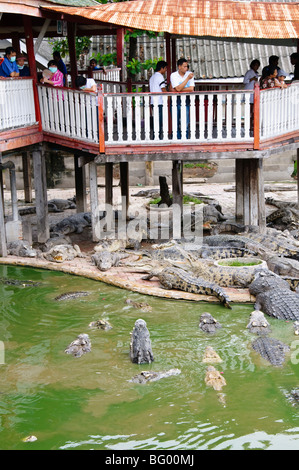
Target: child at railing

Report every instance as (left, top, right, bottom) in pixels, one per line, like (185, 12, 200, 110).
(75, 75, 97, 93)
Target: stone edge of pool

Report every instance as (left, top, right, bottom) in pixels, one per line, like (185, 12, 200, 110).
(0, 256, 255, 304)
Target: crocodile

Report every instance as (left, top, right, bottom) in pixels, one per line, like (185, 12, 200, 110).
(251, 336, 290, 366)
(190, 258, 267, 288)
(143, 266, 232, 308)
(91, 251, 129, 271)
(88, 319, 112, 330)
(54, 291, 90, 301)
(0, 277, 41, 287)
(40, 244, 83, 263)
(50, 212, 91, 237)
(7, 240, 37, 258)
(265, 197, 299, 211)
(284, 388, 299, 406)
(294, 321, 299, 336)
(204, 231, 299, 260)
(202, 346, 223, 363)
(246, 310, 271, 335)
(129, 368, 181, 384)
(249, 271, 299, 321)
(18, 198, 76, 216)
(130, 319, 154, 364)
(64, 333, 91, 358)
(199, 312, 222, 333)
(125, 298, 152, 312)
(204, 366, 227, 391)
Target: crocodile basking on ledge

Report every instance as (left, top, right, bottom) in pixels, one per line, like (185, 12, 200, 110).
(143, 266, 231, 308)
(249, 271, 299, 321)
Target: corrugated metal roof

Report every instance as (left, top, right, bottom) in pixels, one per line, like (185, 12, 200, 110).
(43, 0, 299, 40)
(92, 33, 296, 79)
(0, 0, 97, 15)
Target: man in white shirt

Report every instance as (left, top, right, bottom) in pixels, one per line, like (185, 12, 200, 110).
(170, 58, 195, 139)
(149, 60, 167, 139)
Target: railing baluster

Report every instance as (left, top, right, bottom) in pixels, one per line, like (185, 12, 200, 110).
(126, 95, 133, 142)
(226, 94, 232, 139)
(217, 93, 223, 140)
(189, 94, 196, 141)
(144, 95, 150, 142)
(199, 94, 205, 140)
(171, 95, 178, 142)
(135, 95, 141, 142)
(207, 94, 213, 139)
(244, 93, 250, 139)
(106, 95, 114, 143)
(235, 93, 241, 139)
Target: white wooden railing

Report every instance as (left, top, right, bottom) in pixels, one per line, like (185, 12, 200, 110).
(0, 78, 36, 131)
(260, 82, 299, 139)
(104, 90, 252, 145)
(37, 85, 98, 143)
(92, 67, 121, 83)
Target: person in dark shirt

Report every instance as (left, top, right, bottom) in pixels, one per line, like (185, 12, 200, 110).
(0, 47, 19, 77)
(16, 53, 30, 77)
(290, 53, 299, 81)
(53, 51, 67, 86)
(261, 55, 280, 80)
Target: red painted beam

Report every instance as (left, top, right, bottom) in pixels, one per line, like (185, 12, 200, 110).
(253, 82, 260, 150)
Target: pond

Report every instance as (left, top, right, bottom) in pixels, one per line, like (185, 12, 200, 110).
(0, 264, 299, 450)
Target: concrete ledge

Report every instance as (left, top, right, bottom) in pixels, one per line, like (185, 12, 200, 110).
(0, 255, 254, 304)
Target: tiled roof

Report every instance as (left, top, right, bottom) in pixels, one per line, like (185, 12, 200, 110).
(43, 0, 299, 40)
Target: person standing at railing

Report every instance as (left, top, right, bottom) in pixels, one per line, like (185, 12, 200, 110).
(89, 59, 107, 75)
(149, 60, 168, 139)
(0, 47, 19, 78)
(75, 75, 97, 93)
(243, 59, 260, 132)
(53, 51, 68, 86)
(260, 65, 285, 89)
(290, 53, 299, 82)
(261, 55, 281, 80)
(40, 61, 64, 87)
(16, 53, 30, 77)
(170, 58, 194, 139)
(243, 60, 260, 101)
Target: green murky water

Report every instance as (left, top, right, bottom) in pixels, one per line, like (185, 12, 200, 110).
(1, 264, 299, 450)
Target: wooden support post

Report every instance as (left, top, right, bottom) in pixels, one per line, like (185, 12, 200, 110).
(235, 159, 244, 220)
(165, 33, 171, 86)
(235, 158, 265, 228)
(0, 165, 7, 257)
(32, 144, 49, 243)
(89, 160, 99, 241)
(256, 158, 266, 230)
(119, 162, 129, 221)
(172, 160, 183, 212)
(67, 22, 78, 88)
(74, 155, 87, 213)
(22, 151, 32, 203)
(145, 161, 154, 186)
(105, 162, 113, 206)
(171, 37, 177, 73)
(116, 27, 125, 81)
(23, 15, 42, 131)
